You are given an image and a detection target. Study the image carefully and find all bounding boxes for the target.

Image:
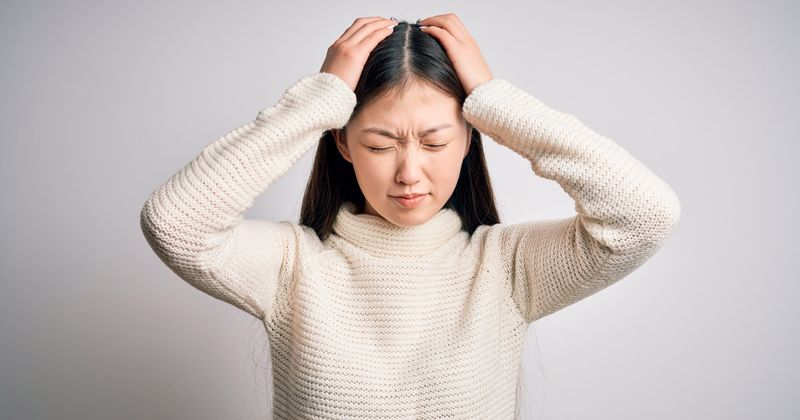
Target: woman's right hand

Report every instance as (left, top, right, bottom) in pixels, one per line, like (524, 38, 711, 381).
(319, 16, 398, 92)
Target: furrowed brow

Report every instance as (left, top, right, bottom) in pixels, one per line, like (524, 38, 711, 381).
(362, 123, 453, 139)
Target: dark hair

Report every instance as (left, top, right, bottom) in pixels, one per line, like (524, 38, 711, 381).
(300, 20, 500, 240)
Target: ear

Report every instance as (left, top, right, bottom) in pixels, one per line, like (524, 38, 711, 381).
(333, 128, 352, 163)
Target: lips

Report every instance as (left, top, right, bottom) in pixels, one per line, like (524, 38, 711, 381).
(392, 193, 426, 199)
(392, 193, 428, 208)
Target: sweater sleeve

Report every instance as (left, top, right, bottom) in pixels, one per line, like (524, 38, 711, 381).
(462, 78, 681, 324)
(139, 72, 357, 320)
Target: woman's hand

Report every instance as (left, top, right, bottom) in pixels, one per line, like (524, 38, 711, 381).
(418, 14, 494, 96)
(320, 16, 398, 92)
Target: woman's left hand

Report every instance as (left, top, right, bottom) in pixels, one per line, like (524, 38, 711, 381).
(418, 14, 494, 96)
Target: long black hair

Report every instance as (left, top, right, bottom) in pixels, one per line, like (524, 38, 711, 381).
(300, 20, 500, 240)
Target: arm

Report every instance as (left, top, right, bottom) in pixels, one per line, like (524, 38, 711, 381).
(462, 78, 681, 324)
(139, 72, 357, 320)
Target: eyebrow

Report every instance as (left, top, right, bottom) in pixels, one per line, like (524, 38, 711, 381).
(361, 123, 453, 140)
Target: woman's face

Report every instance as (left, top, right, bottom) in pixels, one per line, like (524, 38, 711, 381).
(334, 81, 471, 227)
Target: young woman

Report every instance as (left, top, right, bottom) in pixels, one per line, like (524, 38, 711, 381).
(140, 14, 681, 419)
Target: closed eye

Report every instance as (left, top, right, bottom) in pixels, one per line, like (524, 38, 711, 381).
(367, 147, 392, 152)
(367, 144, 448, 153)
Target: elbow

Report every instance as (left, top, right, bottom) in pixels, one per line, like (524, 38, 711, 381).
(636, 185, 682, 253)
(139, 195, 198, 278)
(661, 184, 682, 237)
(139, 196, 166, 257)
(139, 191, 175, 256)
(606, 185, 682, 256)
(139, 195, 160, 242)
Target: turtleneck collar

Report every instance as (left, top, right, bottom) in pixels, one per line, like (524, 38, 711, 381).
(331, 201, 465, 258)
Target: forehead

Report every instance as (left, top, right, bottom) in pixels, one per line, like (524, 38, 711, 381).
(355, 82, 461, 123)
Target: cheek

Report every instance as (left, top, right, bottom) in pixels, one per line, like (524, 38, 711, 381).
(433, 149, 464, 179)
(351, 154, 393, 191)
(352, 153, 388, 175)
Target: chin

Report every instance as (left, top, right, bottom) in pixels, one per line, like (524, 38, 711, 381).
(384, 204, 434, 227)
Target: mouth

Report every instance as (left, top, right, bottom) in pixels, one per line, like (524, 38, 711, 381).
(391, 193, 429, 208)
(392, 193, 427, 199)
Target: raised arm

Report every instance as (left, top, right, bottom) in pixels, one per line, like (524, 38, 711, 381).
(139, 72, 357, 320)
(462, 78, 682, 323)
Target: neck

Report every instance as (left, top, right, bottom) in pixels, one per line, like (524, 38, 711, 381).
(331, 201, 465, 258)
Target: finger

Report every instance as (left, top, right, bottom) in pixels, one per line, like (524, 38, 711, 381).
(420, 14, 469, 40)
(338, 16, 384, 42)
(359, 21, 397, 48)
(418, 14, 470, 41)
(419, 25, 461, 50)
(342, 17, 395, 44)
(338, 16, 385, 42)
(443, 13, 470, 37)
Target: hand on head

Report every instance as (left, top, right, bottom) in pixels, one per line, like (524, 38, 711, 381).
(319, 16, 398, 92)
(417, 14, 494, 96)
(319, 14, 493, 96)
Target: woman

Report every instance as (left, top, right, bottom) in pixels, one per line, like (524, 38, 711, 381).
(140, 14, 681, 419)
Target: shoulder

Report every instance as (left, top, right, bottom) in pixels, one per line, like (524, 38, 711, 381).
(465, 218, 575, 260)
(466, 222, 506, 250)
(460, 223, 507, 265)
(278, 221, 328, 258)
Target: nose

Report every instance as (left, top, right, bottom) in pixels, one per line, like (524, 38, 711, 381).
(395, 145, 422, 186)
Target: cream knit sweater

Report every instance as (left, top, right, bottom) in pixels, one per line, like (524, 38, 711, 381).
(140, 72, 681, 419)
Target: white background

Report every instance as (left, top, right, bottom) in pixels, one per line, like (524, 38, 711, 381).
(1, 0, 797, 419)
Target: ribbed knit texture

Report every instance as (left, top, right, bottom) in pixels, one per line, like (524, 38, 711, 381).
(140, 71, 681, 419)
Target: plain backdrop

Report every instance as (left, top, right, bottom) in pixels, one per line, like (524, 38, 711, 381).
(1, 0, 798, 419)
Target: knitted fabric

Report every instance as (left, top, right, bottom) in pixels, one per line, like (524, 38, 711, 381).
(140, 71, 681, 419)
